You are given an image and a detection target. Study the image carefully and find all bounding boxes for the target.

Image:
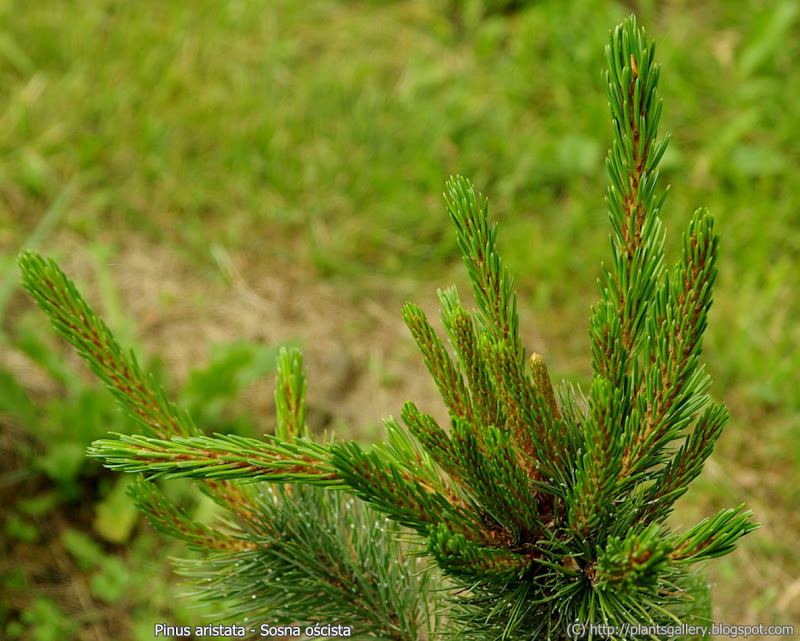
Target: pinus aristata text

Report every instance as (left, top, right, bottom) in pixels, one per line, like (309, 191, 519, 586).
(19, 15, 756, 641)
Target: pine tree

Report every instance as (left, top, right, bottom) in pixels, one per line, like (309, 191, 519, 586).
(18, 15, 756, 641)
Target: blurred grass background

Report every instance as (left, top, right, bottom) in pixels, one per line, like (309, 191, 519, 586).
(1, 0, 798, 639)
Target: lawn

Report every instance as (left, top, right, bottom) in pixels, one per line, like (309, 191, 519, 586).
(1, 1, 798, 639)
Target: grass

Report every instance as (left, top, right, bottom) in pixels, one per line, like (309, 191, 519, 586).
(1, 0, 798, 638)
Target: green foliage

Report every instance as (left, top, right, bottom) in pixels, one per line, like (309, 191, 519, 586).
(4, 265, 283, 490)
(16, 14, 759, 641)
(4, 512, 40, 543)
(93, 475, 139, 543)
(13, 598, 76, 641)
(176, 483, 442, 638)
(2, 259, 291, 636)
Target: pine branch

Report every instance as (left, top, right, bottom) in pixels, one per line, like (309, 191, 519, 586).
(671, 505, 758, 563)
(129, 477, 256, 552)
(403, 301, 473, 424)
(400, 403, 464, 486)
(622, 208, 721, 482)
(18, 250, 197, 440)
(600, 16, 668, 375)
(18, 249, 260, 518)
(444, 176, 523, 364)
(274, 347, 309, 443)
(567, 377, 626, 536)
(438, 286, 503, 430)
(88, 432, 337, 483)
(589, 17, 669, 512)
(592, 523, 672, 596)
(639, 402, 728, 524)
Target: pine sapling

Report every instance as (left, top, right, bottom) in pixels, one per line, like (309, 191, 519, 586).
(19, 15, 756, 641)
